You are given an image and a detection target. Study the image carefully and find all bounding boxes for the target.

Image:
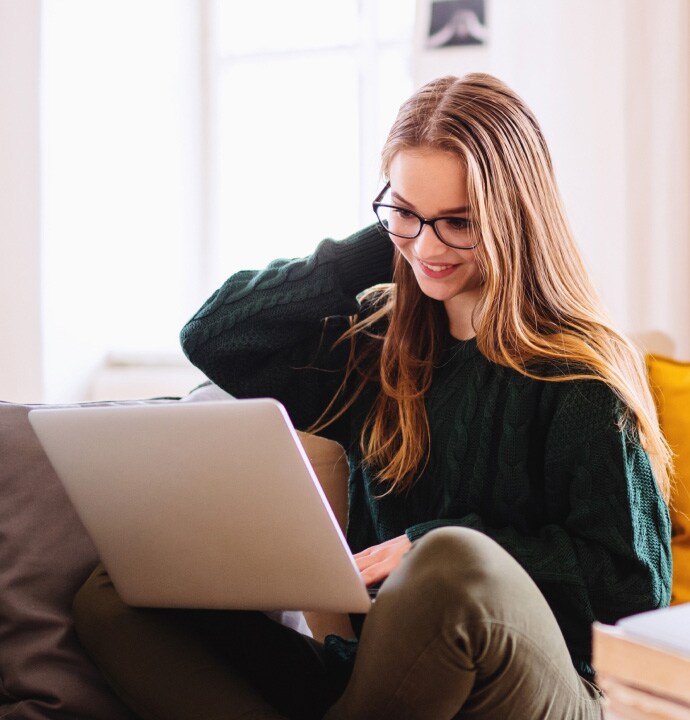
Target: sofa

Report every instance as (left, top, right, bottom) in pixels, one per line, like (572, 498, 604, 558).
(1, 353, 688, 719)
(0, 383, 354, 719)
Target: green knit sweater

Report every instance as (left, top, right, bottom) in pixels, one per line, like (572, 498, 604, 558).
(180, 224, 672, 679)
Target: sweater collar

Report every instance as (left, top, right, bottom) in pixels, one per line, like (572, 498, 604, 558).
(441, 333, 480, 361)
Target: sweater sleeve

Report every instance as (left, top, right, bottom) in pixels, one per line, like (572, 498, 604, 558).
(405, 381, 672, 673)
(180, 225, 394, 441)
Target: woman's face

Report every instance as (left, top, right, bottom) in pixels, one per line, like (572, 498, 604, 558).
(387, 147, 483, 332)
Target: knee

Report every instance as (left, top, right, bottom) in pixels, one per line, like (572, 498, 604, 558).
(384, 527, 513, 607)
(73, 563, 127, 653)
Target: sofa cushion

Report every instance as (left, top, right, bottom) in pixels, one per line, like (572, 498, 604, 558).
(0, 400, 143, 720)
(646, 355, 690, 605)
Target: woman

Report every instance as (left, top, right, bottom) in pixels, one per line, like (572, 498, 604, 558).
(75, 73, 672, 720)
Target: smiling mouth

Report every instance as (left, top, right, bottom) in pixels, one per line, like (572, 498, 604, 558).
(419, 260, 456, 272)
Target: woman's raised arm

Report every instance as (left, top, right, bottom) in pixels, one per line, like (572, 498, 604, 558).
(180, 225, 393, 439)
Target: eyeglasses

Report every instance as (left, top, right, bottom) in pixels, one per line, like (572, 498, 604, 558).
(372, 182, 479, 250)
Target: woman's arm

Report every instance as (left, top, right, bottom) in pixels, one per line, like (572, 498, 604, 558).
(180, 225, 393, 440)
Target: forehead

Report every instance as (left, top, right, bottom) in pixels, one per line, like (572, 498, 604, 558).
(388, 147, 468, 211)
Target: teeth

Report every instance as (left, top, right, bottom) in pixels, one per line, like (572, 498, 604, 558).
(421, 261, 452, 272)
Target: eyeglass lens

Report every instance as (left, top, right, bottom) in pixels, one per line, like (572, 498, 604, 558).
(375, 205, 475, 249)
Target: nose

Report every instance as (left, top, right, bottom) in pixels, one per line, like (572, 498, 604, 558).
(414, 223, 446, 258)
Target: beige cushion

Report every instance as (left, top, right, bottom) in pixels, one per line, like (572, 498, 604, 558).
(295, 432, 355, 641)
(296, 431, 349, 533)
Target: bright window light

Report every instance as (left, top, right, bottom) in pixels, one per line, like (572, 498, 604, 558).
(207, 0, 415, 286)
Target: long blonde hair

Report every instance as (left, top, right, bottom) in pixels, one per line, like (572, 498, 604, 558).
(318, 73, 672, 500)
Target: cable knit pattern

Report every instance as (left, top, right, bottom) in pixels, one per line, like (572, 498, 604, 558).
(180, 225, 672, 680)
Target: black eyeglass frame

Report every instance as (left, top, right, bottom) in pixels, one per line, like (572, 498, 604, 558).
(372, 181, 479, 250)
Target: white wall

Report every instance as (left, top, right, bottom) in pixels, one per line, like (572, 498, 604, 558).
(40, 0, 206, 402)
(624, 0, 690, 359)
(413, 0, 690, 357)
(0, 0, 43, 402)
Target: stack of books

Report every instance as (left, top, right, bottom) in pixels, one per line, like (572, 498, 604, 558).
(592, 602, 690, 719)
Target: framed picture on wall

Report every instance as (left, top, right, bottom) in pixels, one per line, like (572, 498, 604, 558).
(426, 0, 488, 48)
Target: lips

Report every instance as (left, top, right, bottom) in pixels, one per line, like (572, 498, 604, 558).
(417, 258, 458, 279)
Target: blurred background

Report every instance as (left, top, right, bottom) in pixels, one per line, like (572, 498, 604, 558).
(1, 0, 689, 403)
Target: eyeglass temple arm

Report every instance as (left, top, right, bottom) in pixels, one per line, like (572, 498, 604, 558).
(373, 181, 391, 205)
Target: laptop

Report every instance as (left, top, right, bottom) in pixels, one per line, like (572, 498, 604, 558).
(28, 398, 371, 614)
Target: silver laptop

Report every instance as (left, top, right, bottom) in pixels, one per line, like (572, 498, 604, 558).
(28, 399, 371, 614)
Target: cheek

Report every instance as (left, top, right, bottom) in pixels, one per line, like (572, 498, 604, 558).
(391, 237, 415, 262)
(464, 258, 483, 282)
(390, 235, 410, 251)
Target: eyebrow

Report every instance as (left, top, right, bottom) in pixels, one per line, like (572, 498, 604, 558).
(390, 190, 470, 215)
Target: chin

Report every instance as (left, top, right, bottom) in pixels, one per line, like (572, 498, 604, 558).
(418, 287, 457, 303)
(414, 277, 458, 302)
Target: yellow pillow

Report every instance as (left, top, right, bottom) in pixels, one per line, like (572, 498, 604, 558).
(646, 354, 690, 604)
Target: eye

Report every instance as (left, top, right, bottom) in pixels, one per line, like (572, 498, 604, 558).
(392, 207, 416, 220)
(443, 217, 472, 231)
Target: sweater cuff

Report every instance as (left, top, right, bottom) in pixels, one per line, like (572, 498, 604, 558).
(334, 224, 395, 297)
(405, 514, 483, 543)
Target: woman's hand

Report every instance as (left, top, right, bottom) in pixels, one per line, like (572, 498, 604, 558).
(354, 534, 413, 587)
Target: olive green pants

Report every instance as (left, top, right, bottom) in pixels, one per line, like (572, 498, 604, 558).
(74, 527, 604, 720)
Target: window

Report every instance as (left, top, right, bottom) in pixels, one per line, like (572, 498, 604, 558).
(39, 1, 415, 401)
(206, 0, 415, 286)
